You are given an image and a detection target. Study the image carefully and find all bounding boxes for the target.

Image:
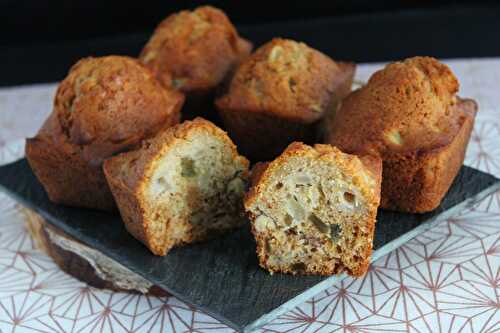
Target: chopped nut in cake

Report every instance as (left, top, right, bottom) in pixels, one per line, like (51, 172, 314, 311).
(244, 142, 382, 276)
(103, 118, 249, 256)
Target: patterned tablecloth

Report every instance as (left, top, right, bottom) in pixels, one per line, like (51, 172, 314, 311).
(0, 59, 499, 333)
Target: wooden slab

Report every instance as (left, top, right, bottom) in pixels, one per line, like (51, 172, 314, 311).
(0, 159, 498, 332)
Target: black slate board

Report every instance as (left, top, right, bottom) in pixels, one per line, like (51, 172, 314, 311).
(0, 159, 499, 332)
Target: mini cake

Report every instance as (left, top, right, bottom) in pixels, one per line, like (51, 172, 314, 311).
(244, 142, 381, 276)
(327, 56, 477, 213)
(26, 56, 184, 210)
(103, 118, 249, 256)
(140, 6, 252, 120)
(215, 38, 355, 161)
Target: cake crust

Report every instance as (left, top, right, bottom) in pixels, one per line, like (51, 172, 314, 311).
(380, 99, 476, 212)
(26, 56, 184, 210)
(327, 57, 477, 212)
(216, 38, 355, 161)
(140, 6, 252, 94)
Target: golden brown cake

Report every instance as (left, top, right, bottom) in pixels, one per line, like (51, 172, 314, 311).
(215, 38, 355, 162)
(103, 118, 249, 256)
(25, 56, 184, 211)
(139, 6, 252, 120)
(244, 142, 381, 276)
(326, 56, 477, 213)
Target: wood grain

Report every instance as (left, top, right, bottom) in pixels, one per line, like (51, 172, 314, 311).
(23, 207, 167, 296)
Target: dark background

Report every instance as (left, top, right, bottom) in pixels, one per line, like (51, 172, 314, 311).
(1, 0, 500, 86)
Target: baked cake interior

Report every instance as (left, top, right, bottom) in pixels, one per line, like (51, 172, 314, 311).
(144, 130, 247, 253)
(248, 154, 376, 275)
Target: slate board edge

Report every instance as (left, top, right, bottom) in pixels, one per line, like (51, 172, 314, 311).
(243, 180, 500, 332)
(0, 161, 499, 332)
(0, 185, 232, 327)
(0, 161, 247, 330)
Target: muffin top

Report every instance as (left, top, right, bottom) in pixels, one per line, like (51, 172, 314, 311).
(216, 38, 345, 123)
(52, 55, 184, 164)
(139, 6, 252, 93)
(328, 56, 461, 154)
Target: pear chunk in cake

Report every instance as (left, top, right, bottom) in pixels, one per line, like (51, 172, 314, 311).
(244, 142, 381, 276)
(103, 118, 249, 256)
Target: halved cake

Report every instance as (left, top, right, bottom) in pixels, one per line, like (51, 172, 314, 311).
(244, 142, 381, 276)
(103, 118, 249, 256)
